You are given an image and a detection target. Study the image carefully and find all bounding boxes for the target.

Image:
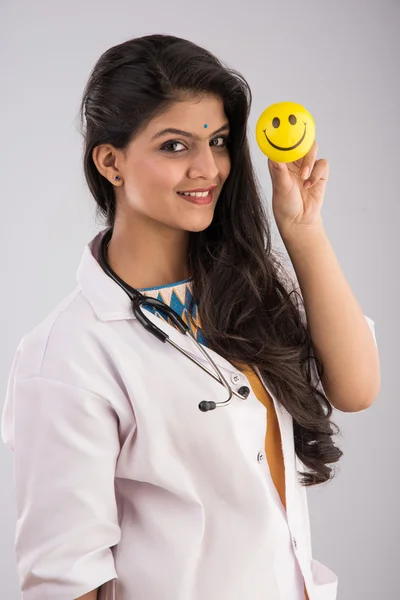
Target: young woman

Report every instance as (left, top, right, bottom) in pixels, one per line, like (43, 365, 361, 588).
(2, 34, 380, 600)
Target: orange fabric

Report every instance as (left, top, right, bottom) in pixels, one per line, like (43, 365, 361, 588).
(240, 365, 287, 509)
(235, 364, 310, 600)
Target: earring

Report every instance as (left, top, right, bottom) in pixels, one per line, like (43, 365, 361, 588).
(115, 176, 121, 181)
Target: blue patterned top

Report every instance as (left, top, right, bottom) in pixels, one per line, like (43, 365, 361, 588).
(139, 278, 209, 347)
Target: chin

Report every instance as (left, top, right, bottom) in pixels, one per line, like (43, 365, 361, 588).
(184, 214, 215, 233)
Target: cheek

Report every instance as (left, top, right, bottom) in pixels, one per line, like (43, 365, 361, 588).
(136, 155, 184, 192)
(218, 153, 231, 182)
(123, 158, 186, 217)
(124, 156, 175, 200)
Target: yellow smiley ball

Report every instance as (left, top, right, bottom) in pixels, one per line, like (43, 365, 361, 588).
(255, 101, 316, 163)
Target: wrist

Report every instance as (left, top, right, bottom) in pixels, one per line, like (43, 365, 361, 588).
(277, 218, 325, 244)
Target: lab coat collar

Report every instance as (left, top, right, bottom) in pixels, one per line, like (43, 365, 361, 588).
(76, 229, 238, 375)
(77, 228, 136, 322)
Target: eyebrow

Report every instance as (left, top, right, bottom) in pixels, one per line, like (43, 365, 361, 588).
(151, 123, 230, 141)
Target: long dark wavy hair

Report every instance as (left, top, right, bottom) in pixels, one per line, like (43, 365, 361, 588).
(78, 33, 343, 486)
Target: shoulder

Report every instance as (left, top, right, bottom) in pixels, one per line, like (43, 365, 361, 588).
(14, 284, 105, 386)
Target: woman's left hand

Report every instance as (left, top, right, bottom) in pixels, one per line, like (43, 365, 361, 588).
(268, 141, 329, 231)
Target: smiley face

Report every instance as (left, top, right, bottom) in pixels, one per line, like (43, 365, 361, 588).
(255, 101, 316, 163)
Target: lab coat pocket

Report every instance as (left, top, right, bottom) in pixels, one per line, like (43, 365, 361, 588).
(311, 559, 338, 600)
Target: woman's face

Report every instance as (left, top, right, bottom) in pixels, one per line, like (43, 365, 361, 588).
(112, 94, 231, 233)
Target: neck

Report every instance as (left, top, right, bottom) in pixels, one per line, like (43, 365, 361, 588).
(107, 214, 191, 290)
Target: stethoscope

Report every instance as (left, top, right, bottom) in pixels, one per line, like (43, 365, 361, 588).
(99, 227, 250, 412)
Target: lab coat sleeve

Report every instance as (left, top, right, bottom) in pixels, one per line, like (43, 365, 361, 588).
(3, 373, 121, 600)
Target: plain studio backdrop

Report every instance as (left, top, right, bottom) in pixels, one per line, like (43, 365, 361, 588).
(1, 0, 398, 598)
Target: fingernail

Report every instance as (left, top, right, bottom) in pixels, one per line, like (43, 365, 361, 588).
(304, 181, 311, 189)
(302, 167, 310, 180)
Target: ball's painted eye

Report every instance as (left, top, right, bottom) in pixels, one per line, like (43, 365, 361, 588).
(289, 114, 297, 125)
(272, 117, 280, 128)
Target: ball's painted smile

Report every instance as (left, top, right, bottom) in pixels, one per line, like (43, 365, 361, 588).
(263, 121, 307, 152)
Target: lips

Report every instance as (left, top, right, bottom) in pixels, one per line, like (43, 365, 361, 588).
(177, 190, 214, 205)
(177, 185, 217, 193)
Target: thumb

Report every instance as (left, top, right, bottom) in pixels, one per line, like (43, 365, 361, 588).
(267, 159, 292, 193)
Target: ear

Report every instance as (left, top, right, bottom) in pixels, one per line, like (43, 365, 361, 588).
(92, 144, 122, 183)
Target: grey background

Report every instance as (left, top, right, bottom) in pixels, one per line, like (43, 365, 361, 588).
(1, 0, 398, 598)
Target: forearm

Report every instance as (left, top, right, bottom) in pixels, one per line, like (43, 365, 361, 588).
(279, 223, 380, 412)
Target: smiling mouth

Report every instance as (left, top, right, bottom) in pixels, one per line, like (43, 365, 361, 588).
(263, 121, 307, 151)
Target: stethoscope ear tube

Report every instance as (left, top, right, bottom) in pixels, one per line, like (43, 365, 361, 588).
(137, 297, 190, 336)
(133, 297, 170, 343)
(99, 228, 190, 342)
(134, 297, 190, 343)
(99, 228, 138, 302)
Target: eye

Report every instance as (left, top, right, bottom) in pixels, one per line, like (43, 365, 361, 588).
(161, 140, 187, 153)
(211, 135, 231, 147)
(160, 136, 231, 153)
(289, 114, 297, 125)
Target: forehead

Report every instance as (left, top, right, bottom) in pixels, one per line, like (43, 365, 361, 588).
(145, 95, 228, 137)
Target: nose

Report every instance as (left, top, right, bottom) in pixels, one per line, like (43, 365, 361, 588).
(187, 145, 220, 181)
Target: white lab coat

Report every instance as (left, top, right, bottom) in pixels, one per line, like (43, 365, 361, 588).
(2, 230, 377, 600)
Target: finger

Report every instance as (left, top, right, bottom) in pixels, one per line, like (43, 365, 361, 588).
(303, 158, 329, 188)
(268, 158, 287, 171)
(268, 158, 289, 179)
(301, 141, 319, 180)
(268, 158, 293, 193)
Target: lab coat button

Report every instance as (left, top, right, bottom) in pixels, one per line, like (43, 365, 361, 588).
(257, 452, 265, 463)
(231, 373, 241, 384)
(293, 537, 298, 550)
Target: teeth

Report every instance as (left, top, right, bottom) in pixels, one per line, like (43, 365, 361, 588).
(179, 191, 210, 197)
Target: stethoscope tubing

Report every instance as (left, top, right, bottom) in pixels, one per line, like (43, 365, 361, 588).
(99, 227, 249, 410)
